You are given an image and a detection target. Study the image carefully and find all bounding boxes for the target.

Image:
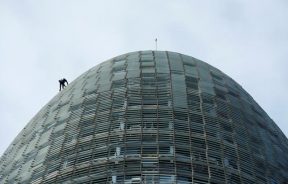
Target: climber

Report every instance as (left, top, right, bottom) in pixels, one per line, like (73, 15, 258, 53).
(59, 78, 68, 91)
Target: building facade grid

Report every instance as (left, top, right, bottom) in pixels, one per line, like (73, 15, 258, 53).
(0, 51, 288, 184)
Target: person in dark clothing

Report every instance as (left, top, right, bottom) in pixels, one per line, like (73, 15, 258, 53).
(59, 78, 68, 91)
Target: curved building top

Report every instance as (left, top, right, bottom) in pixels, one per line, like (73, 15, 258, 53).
(0, 51, 287, 183)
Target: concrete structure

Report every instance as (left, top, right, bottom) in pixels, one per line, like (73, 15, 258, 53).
(1, 51, 288, 183)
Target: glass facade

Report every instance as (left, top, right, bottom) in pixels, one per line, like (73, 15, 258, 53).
(0, 51, 288, 184)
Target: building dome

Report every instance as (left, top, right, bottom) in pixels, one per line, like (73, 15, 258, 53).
(0, 51, 288, 184)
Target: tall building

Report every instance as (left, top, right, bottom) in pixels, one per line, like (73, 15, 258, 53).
(0, 51, 287, 184)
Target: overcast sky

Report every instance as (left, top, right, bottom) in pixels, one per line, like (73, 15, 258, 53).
(0, 0, 287, 156)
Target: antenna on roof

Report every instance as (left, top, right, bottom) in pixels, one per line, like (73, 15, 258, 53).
(155, 38, 158, 51)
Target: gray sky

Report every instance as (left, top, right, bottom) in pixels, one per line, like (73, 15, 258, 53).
(0, 0, 287, 156)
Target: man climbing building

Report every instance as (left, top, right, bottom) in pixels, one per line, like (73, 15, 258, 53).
(59, 78, 68, 91)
